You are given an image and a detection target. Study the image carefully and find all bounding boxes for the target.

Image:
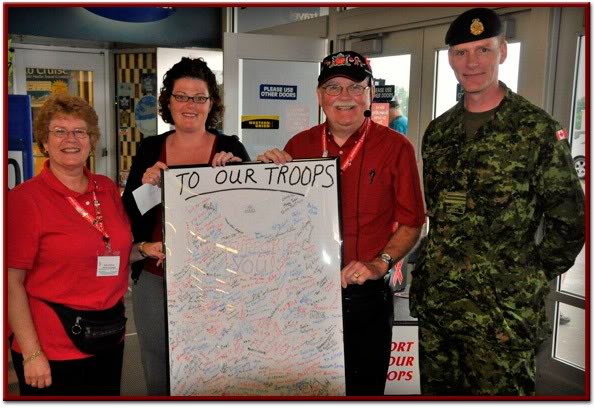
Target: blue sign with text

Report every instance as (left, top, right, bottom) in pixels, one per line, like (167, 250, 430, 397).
(259, 84, 297, 100)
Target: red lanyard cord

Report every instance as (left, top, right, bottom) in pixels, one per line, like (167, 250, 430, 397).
(66, 181, 112, 253)
(321, 118, 371, 172)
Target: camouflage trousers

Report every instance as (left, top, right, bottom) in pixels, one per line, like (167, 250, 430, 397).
(418, 322, 536, 396)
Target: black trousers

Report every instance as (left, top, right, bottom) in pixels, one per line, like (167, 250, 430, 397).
(11, 341, 124, 396)
(343, 288, 394, 396)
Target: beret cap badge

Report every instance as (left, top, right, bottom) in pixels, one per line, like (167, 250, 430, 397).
(470, 19, 485, 36)
(445, 8, 503, 46)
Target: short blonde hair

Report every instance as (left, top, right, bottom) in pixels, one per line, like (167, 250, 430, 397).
(33, 93, 100, 156)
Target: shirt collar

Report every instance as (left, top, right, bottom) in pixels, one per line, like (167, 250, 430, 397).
(40, 159, 97, 197)
(457, 81, 511, 113)
(325, 119, 368, 148)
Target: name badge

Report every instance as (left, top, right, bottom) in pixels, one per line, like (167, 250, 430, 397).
(97, 256, 120, 277)
(444, 191, 467, 216)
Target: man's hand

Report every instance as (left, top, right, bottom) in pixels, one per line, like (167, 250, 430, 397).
(340, 258, 388, 288)
(256, 149, 292, 164)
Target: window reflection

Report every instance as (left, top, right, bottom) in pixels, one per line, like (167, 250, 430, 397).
(559, 35, 585, 299)
(554, 303, 585, 369)
(369, 54, 412, 133)
(559, 246, 585, 298)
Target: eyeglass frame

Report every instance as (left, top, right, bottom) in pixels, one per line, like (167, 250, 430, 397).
(48, 127, 89, 139)
(319, 83, 371, 97)
(171, 94, 212, 104)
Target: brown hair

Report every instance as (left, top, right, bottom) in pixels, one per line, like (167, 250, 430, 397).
(33, 93, 100, 156)
(158, 57, 223, 128)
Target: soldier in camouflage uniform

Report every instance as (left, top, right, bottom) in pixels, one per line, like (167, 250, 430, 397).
(409, 8, 585, 395)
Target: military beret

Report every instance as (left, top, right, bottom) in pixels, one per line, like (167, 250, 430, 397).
(318, 51, 373, 85)
(445, 8, 503, 46)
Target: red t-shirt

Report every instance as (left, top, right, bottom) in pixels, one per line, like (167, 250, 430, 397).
(7, 160, 132, 360)
(285, 120, 425, 275)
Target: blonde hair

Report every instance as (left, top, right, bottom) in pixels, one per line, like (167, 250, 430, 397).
(34, 93, 100, 156)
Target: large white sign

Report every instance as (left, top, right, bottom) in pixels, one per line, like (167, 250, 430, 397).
(163, 159, 345, 396)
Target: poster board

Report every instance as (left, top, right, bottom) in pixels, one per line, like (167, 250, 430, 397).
(163, 159, 345, 396)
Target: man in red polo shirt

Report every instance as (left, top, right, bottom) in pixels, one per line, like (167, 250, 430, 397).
(257, 50, 425, 396)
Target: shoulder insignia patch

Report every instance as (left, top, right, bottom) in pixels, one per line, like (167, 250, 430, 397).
(556, 129, 568, 141)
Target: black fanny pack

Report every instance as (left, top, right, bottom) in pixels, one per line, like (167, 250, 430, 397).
(43, 300, 127, 355)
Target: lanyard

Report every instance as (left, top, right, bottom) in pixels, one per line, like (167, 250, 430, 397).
(66, 182, 112, 253)
(321, 118, 371, 172)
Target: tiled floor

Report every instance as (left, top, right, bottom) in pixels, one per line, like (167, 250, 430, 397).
(120, 283, 148, 396)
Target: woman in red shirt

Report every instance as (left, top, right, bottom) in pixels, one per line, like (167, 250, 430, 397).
(7, 94, 163, 396)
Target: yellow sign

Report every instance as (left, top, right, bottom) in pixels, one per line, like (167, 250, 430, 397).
(241, 115, 280, 130)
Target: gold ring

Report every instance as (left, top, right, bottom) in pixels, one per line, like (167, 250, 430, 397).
(354, 272, 360, 278)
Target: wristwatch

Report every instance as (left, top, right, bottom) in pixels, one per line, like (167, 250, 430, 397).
(138, 241, 148, 258)
(377, 252, 395, 272)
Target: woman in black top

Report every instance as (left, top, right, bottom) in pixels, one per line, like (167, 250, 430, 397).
(121, 57, 249, 395)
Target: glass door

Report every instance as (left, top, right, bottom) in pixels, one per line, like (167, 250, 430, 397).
(12, 44, 110, 177)
(537, 6, 586, 396)
(223, 32, 327, 159)
(348, 28, 423, 160)
(553, 32, 585, 371)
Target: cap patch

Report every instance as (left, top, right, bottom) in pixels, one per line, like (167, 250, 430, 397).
(323, 52, 368, 71)
(318, 50, 373, 85)
(470, 18, 485, 36)
(445, 8, 503, 46)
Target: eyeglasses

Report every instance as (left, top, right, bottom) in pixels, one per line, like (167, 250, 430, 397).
(321, 84, 370, 97)
(171, 94, 211, 104)
(49, 128, 89, 139)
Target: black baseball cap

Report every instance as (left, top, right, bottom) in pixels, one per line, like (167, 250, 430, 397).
(318, 51, 373, 85)
(445, 8, 503, 46)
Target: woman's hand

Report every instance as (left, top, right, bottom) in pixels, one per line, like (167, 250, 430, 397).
(256, 149, 293, 164)
(212, 151, 243, 167)
(24, 352, 52, 389)
(142, 161, 168, 186)
(142, 242, 165, 266)
(8, 268, 52, 389)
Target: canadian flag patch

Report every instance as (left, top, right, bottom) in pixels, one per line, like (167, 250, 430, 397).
(556, 129, 568, 141)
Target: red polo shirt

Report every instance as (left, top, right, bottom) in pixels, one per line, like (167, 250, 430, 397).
(7, 160, 132, 360)
(285, 121, 425, 295)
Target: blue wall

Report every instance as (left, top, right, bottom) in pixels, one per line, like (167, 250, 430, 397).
(8, 6, 222, 48)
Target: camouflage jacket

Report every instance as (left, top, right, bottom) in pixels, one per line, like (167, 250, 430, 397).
(410, 83, 585, 349)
